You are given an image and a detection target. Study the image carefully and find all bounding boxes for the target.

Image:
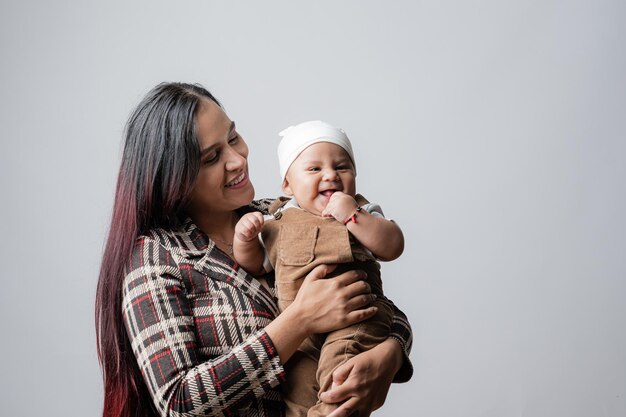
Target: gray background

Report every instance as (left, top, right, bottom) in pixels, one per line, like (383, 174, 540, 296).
(1, 1, 625, 416)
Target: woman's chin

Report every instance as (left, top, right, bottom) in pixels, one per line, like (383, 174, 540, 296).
(245, 183, 255, 203)
(233, 182, 255, 206)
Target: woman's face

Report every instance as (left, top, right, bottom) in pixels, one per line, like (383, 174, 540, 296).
(186, 99, 254, 220)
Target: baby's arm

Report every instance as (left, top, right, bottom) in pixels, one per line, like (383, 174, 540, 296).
(323, 192, 404, 261)
(233, 212, 266, 275)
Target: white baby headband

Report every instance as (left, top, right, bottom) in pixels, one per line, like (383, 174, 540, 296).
(277, 120, 356, 181)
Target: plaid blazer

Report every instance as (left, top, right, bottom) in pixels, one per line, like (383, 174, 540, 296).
(122, 199, 413, 417)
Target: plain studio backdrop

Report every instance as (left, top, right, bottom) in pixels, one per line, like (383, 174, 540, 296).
(1, 1, 624, 416)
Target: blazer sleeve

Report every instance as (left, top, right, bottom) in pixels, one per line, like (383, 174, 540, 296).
(122, 235, 285, 417)
(388, 301, 414, 383)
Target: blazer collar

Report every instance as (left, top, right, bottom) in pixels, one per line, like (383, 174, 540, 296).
(168, 217, 279, 317)
(173, 217, 212, 259)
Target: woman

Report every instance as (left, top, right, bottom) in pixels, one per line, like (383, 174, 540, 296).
(95, 82, 412, 417)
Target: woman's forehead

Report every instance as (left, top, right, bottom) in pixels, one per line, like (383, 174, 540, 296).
(195, 99, 232, 148)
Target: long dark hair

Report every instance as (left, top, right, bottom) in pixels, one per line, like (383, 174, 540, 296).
(95, 82, 221, 417)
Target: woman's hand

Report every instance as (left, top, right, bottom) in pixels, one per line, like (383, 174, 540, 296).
(319, 338, 404, 417)
(266, 264, 377, 365)
(292, 264, 378, 335)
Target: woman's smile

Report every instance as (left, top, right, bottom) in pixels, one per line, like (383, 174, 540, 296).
(225, 170, 249, 189)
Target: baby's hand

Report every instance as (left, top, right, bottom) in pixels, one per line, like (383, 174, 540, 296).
(322, 192, 359, 223)
(235, 212, 264, 242)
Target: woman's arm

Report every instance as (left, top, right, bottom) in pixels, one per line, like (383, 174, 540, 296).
(123, 235, 377, 417)
(388, 302, 414, 382)
(123, 236, 282, 417)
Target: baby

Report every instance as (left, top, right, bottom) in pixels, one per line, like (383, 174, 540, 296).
(233, 120, 404, 417)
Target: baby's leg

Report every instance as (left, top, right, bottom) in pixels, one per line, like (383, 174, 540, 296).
(308, 297, 394, 417)
(283, 336, 323, 417)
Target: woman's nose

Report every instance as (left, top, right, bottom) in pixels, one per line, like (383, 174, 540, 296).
(224, 147, 246, 171)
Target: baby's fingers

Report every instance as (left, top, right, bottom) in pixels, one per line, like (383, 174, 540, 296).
(251, 213, 265, 229)
(236, 220, 261, 241)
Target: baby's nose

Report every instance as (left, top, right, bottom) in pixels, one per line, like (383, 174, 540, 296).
(322, 169, 340, 180)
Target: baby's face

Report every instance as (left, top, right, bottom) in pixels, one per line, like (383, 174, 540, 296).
(283, 142, 356, 216)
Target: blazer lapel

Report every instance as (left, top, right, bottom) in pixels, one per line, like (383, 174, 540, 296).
(175, 218, 279, 317)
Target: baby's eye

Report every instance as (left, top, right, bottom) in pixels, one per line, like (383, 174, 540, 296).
(308, 167, 321, 172)
(336, 165, 349, 170)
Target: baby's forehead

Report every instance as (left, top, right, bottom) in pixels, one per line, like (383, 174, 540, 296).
(294, 141, 353, 161)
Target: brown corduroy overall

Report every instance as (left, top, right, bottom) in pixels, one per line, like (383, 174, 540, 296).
(261, 197, 394, 417)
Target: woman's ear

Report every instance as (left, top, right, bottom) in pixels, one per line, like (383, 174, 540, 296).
(282, 178, 294, 196)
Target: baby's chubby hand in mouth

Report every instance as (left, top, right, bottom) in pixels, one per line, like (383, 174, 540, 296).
(321, 191, 359, 222)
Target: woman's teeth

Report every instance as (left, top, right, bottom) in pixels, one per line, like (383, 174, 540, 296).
(226, 172, 245, 187)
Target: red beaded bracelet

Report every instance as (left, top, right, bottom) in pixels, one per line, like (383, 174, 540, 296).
(344, 206, 363, 224)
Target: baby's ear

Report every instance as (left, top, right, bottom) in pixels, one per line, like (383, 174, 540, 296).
(282, 179, 294, 196)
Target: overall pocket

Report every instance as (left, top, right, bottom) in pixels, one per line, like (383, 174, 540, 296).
(278, 223, 319, 266)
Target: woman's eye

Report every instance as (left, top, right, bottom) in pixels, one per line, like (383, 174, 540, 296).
(203, 152, 219, 165)
(228, 134, 239, 145)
